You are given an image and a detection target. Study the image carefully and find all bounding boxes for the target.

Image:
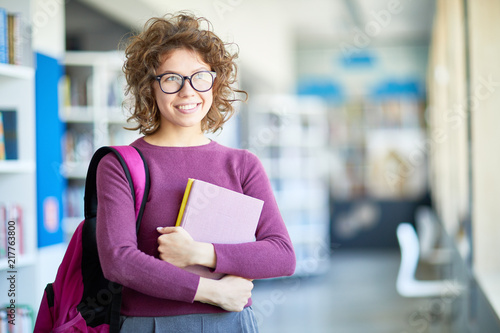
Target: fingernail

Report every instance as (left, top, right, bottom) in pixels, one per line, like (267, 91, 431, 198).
(156, 227, 163, 231)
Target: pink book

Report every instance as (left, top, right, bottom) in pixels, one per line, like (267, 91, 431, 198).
(175, 178, 264, 279)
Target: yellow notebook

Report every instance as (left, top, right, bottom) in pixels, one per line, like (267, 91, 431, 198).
(175, 178, 195, 227)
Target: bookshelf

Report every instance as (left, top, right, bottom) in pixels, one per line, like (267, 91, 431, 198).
(326, 95, 428, 248)
(0, 159, 33, 173)
(245, 95, 331, 276)
(0, 0, 38, 323)
(60, 51, 139, 239)
(0, 63, 32, 79)
(328, 97, 426, 200)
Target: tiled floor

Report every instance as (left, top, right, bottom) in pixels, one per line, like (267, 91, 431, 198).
(251, 250, 449, 333)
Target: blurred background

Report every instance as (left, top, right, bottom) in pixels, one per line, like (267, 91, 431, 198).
(1, 0, 500, 332)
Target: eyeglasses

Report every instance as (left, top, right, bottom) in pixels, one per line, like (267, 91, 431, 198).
(155, 71, 217, 94)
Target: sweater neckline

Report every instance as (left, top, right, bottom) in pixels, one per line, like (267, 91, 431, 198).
(134, 137, 217, 150)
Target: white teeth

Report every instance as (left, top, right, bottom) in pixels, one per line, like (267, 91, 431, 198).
(177, 104, 198, 110)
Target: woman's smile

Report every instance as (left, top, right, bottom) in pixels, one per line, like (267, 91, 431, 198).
(176, 102, 202, 114)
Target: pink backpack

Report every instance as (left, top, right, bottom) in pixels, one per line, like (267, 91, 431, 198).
(34, 146, 150, 333)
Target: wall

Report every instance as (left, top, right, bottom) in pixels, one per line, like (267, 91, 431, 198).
(468, 0, 500, 316)
(32, 0, 65, 58)
(427, 0, 469, 239)
(468, 0, 500, 276)
(428, 0, 500, 324)
(65, 1, 131, 51)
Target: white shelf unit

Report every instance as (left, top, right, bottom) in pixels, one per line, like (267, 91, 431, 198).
(60, 51, 139, 240)
(0, 63, 33, 79)
(0, 0, 38, 320)
(245, 95, 331, 276)
(327, 97, 427, 200)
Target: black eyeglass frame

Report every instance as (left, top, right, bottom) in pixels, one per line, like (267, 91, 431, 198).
(155, 70, 217, 94)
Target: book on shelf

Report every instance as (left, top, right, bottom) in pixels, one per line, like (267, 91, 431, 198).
(107, 74, 126, 107)
(7, 12, 21, 65)
(0, 305, 33, 332)
(63, 184, 85, 218)
(69, 74, 90, 107)
(61, 73, 91, 108)
(0, 8, 7, 64)
(175, 178, 264, 279)
(0, 202, 24, 259)
(62, 129, 93, 166)
(0, 112, 5, 160)
(0, 205, 6, 258)
(61, 75, 72, 108)
(0, 110, 17, 160)
(0, 8, 22, 65)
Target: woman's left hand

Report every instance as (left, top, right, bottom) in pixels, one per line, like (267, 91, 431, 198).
(157, 226, 196, 268)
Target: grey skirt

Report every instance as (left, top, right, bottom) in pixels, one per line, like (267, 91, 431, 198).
(119, 307, 259, 333)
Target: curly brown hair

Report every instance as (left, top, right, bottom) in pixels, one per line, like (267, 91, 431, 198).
(122, 13, 247, 135)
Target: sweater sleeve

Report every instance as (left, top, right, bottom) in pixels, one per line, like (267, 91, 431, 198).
(212, 151, 296, 279)
(96, 153, 200, 302)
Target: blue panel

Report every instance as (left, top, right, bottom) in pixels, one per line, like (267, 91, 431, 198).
(370, 79, 424, 100)
(36, 52, 65, 247)
(297, 79, 344, 104)
(340, 52, 376, 68)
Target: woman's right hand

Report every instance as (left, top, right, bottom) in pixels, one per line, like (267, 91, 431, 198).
(194, 275, 253, 312)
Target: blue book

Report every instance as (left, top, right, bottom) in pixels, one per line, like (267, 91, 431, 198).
(0, 110, 17, 160)
(0, 8, 7, 64)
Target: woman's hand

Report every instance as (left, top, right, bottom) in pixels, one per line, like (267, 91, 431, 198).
(195, 275, 254, 312)
(157, 226, 195, 268)
(157, 226, 216, 268)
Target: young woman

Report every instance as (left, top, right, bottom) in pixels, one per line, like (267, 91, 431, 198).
(96, 13, 296, 332)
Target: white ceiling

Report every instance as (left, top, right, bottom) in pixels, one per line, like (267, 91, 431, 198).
(74, 0, 436, 93)
(78, 0, 436, 46)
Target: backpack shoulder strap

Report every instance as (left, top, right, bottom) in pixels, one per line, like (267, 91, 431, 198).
(109, 145, 150, 232)
(84, 145, 150, 232)
(80, 145, 150, 332)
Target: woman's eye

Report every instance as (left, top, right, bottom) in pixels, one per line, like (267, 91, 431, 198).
(194, 72, 210, 81)
(165, 75, 180, 82)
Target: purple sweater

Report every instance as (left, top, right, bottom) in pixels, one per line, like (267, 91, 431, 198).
(96, 138, 296, 317)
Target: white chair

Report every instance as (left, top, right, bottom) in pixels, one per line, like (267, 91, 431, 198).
(415, 206, 452, 265)
(396, 223, 463, 298)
